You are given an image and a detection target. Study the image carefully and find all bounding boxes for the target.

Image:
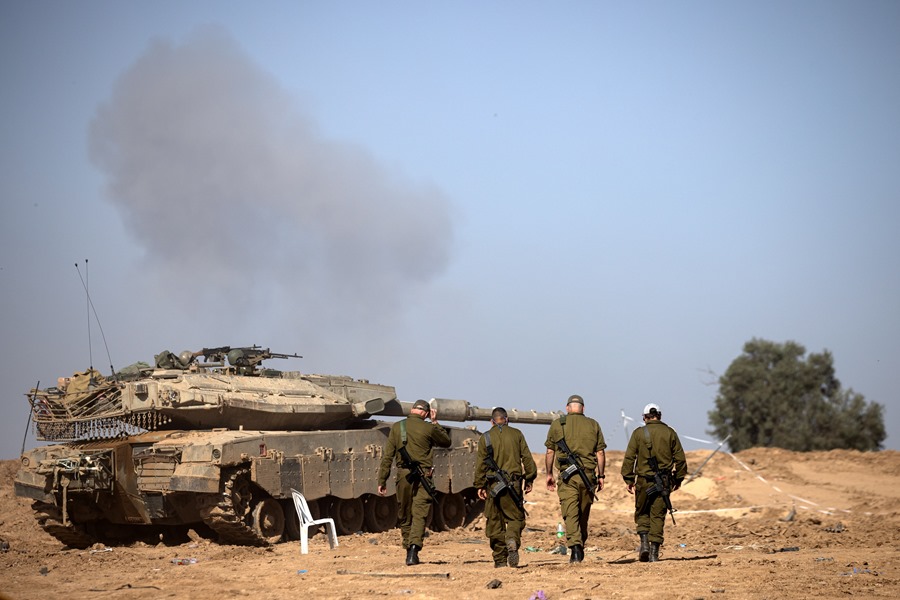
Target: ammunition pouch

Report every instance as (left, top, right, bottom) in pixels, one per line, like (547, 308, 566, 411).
(401, 462, 433, 483)
(487, 472, 521, 497)
(489, 479, 508, 498)
(560, 464, 579, 483)
(643, 472, 673, 496)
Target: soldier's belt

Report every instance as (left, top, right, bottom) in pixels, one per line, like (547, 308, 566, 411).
(489, 472, 522, 481)
(401, 465, 434, 476)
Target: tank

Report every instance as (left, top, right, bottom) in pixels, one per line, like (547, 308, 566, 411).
(14, 346, 561, 548)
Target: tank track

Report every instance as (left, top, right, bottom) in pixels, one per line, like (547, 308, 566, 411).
(199, 466, 268, 546)
(31, 501, 98, 549)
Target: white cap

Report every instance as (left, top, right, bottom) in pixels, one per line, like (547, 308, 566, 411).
(643, 403, 661, 416)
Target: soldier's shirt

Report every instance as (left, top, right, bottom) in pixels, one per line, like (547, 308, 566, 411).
(377, 413, 452, 487)
(474, 425, 538, 489)
(544, 413, 607, 471)
(620, 420, 688, 484)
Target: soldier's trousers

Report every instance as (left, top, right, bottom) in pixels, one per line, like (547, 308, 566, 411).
(556, 476, 594, 547)
(633, 478, 668, 544)
(396, 470, 434, 548)
(484, 486, 526, 563)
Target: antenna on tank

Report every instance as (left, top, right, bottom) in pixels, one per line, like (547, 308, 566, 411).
(21, 380, 39, 457)
(75, 260, 117, 381)
(84, 259, 93, 372)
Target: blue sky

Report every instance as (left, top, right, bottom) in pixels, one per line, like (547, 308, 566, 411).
(2, 1, 898, 459)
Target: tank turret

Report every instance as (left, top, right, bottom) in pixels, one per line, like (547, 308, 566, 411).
(16, 346, 561, 548)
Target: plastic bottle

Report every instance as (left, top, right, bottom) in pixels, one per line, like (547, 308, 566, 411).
(555, 522, 567, 555)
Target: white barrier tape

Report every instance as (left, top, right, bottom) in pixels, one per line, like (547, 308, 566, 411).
(607, 505, 776, 515)
(609, 504, 866, 516)
(676, 506, 772, 514)
(684, 435, 716, 444)
(787, 494, 818, 506)
(724, 452, 862, 515)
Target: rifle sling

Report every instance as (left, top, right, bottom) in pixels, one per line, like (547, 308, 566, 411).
(482, 430, 525, 518)
(644, 426, 670, 475)
(641, 426, 676, 523)
(398, 419, 437, 500)
(555, 417, 597, 499)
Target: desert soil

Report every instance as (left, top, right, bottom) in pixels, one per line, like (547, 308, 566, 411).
(1, 448, 898, 599)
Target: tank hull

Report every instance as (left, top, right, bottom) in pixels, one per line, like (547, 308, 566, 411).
(15, 423, 482, 547)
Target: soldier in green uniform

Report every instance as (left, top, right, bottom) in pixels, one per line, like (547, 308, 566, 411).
(620, 403, 687, 562)
(474, 407, 538, 568)
(378, 399, 452, 566)
(544, 394, 607, 563)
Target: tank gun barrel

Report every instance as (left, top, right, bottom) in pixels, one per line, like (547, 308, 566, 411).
(391, 398, 562, 425)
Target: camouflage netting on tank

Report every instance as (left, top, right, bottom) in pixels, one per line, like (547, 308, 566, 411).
(29, 370, 171, 442)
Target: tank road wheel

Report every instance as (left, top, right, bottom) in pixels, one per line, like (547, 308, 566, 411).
(251, 499, 285, 544)
(282, 499, 301, 541)
(463, 488, 485, 527)
(306, 497, 321, 520)
(331, 497, 365, 536)
(363, 494, 398, 532)
(432, 492, 466, 531)
(228, 471, 254, 520)
(200, 467, 272, 546)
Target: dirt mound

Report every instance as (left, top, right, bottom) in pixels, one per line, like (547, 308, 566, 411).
(2, 448, 899, 599)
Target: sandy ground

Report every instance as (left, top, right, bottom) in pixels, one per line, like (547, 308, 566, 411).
(2, 447, 898, 599)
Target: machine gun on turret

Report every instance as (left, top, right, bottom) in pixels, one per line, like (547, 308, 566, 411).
(195, 346, 302, 374)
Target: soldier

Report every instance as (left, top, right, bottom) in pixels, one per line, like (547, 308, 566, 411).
(620, 403, 687, 562)
(544, 394, 607, 563)
(474, 407, 538, 568)
(377, 399, 452, 566)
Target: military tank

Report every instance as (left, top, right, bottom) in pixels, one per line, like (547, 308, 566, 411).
(15, 346, 560, 548)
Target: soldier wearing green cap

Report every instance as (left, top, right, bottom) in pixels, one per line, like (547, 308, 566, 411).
(621, 403, 687, 562)
(474, 407, 537, 568)
(544, 394, 607, 563)
(378, 399, 451, 566)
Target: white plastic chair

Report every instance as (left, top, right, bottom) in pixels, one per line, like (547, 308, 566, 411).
(290, 488, 339, 554)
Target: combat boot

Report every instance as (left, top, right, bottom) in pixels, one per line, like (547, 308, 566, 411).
(406, 544, 421, 566)
(648, 542, 660, 562)
(569, 544, 584, 563)
(638, 532, 650, 562)
(506, 539, 519, 568)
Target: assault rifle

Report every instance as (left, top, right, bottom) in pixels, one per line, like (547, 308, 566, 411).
(555, 438, 598, 501)
(482, 438, 527, 515)
(647, 455, 677, 525)
(397, 445, 439, 503)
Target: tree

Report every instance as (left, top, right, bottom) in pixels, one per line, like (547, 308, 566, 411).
(708, 338, 885, 452)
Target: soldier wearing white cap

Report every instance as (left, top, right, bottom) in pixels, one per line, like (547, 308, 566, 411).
(620, 403, 687, 562)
